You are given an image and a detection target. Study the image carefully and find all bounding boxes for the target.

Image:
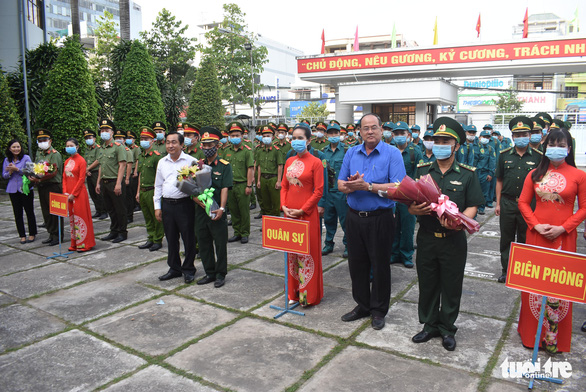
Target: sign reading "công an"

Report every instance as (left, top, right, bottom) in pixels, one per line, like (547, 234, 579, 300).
(262, 216, 310, 255)
(49, 192, 69, 218)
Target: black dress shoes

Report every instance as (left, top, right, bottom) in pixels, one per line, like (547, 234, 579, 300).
(111, 235, 127, 243)
(412, 330, 441, 343)
(101, 232, 117, 241)
(184, 273, 195, 284)
(39, 223, 46, 228)
(240, 236, 248, 244)
(442, 335, 457, 351)
(228, 235, 242, 243)
(581, 321, 586, 332)
(371, 316, 385, 330)
(42, 238, 53, 244)
(138, 241, 154, 249)
(214, 278, 225, 288)
(254, 212, 262, 219)
(98, 213, 108, 220)
(48, 239, 59, 246)
(159, 270, 182, 281)
(149, 243, 162, 251)
(497, 274, 506, 283)
(197, 275, 216, 285)
(92, 212, 101, 218)
(249, 203, 256, 210)
(341, 307, 370, 322)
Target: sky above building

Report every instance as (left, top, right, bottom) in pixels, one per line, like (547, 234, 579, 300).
(138, 0, 583, 54)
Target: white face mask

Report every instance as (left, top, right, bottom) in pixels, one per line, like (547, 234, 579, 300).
(340, 135, 346, 141)
(37, 141, 50, 150)
(466, 134, 475, 142)
(316, 132, 324, 138)
(423, 140, 434, 150)
(286, 135, 292, 140)
(277, 133, 286, 140)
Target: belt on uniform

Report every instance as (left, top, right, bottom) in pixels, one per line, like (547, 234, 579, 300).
(348, 207, 391, 218)
(101, 178, 117, 183)
(140, 186, 154, 192)
(423, 227, 457, 238)
(162, 197, 190, 204)
(502, 194, 519, 202)
(261, 173, 277, 179)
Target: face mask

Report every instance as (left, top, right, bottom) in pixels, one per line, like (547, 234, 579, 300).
(140, 140, 151, 149)
(412, 133, 419, 139)
(125, 139, 133, 146)
(423, 141, 434, 150)
(316, 132, 324, 138)
(220, 138, 227, 144)
(229, 137, 241, 145)
(466, 135, 475, 142)
(277, 134, 286, 140)
(492, 135, 498, 140)
(177, 130, 184, 136)
(100, 132, 111, 141)
(184, 137, 192, 146)
(545, 146, 568, 162)
(340, 135, 346, 141)
(85, 138, 95, 146)
(328, 136, 340, 144)
(480, 138, 490, 145)
(542, 129, 548, 135)
(243, 134, 249, 140)
(203, 146, 217, 158)
(348, 132, 354, 137)
(432, 144, 453, 160)
(65, 146, 77, 155)
(115, 139, 125, 144)
(383, 131, 392, 139)
(530, 134, 542, 143)
(156, 133, 165, 141)
(394, 135, 407, 145)
(262, 137, 272, 145)
(37, 141, 50, 150)
(514, 137, 529, 148)
(291, 139, 307, 153)
(256, 135, 263, 142)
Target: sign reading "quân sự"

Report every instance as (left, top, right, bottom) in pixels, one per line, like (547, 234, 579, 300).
(262, 216, 310, 255)
(506, 242, 586, 303)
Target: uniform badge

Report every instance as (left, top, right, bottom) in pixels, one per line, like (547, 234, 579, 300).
(450, 180, 462, 185)
(322, 159, 327, 168)
(213, 171, 221, 175)
(438, 124, 446, 132)
(480, 149, 484, 154)
(517, 121, 523, 128)
(527, 161, 535, 165)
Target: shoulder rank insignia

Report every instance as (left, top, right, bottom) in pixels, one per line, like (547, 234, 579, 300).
(213, 171, 221, 175)
(274, 146, 280, 150)
(450, 180, 462, 185)
(114, 142, 121, 146)
(501, 147, 513, 153)
(125, 147, 130, 151)
(244, 144, 251, 150)
(417, 161, 433, 168)
(219, 159, 229, 165)
(153, 151, 161, 155)
(531, 147, 543, 155)
(458, 163, 476, 172)
(322, 159, 327, 168)
(96, 144, 101, 148)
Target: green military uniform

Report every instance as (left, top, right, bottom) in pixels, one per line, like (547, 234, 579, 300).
(124, 138, 139, 222)
(83, 129, 105, 216)
(137, 142, 164, 245)
(185, 145, 205, 160)
(273, 138, 292, 160)
(310, 138, 328, 151)
(414, 118, 485, 342)
(99, 138, 128, 237)
(224, 142, 254, 238)
(255, 137, 285, 217)
(152, 121, 167, 155)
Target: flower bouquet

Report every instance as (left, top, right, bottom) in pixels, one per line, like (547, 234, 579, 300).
(23, 161, 56, 179)
(384, 174, 480, 234)
(175, 159, 211, 196)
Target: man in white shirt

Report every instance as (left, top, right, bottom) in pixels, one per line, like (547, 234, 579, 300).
(154, 132, 198, 283)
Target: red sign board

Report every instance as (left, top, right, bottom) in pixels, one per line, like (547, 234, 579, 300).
(49, 192, 69, 217)
(262, 216, 310, 255)
(298, 38, 586, 74)
(506, 242, 586, 303)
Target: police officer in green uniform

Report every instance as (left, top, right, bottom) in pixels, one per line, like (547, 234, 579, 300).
(421, 129, 436, 163)
(310, 121, 328, 151)
(529, 117, 545, 152)
(382, 121, 395, 144)
(125, 130, 141, 220)
(255, 125, 284, 218)
(473, 129, 496, 215)
(183, 123, 205, 160)
(224, 122, 254, 244)
(96, 119, 128, 243)
(30, 129, 63, 245)
(195, 127, 233, 288)
(274, 123, 292, 159)
(344, 123, 361, 147)
(152, 121, 167, 155)
(409, 117, 484, 351)
(136, 126, 164, 251)
(83, 129, 107, 219)
(321, 122, 348, 257)
(495, 116, 542, 283)
(391, 121, 423, 268)
(113, 129, 135, 223)
(410, 125, 424, 153)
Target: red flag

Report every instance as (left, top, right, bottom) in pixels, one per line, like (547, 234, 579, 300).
(321, 29, 325, 54)
(353, 26, 359, 51)
(523, 8, 529, 38)
(476, 13, 481, 38)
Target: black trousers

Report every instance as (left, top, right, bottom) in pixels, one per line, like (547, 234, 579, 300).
(37, 182, 64, 240)
(86, 170, 105, 215)
(125, 175, 138, 220)
(346, 208, 395, 317)
(162, 197, 196, 275)
(101, 179, 127, 236)
(9, 191, 37, 238)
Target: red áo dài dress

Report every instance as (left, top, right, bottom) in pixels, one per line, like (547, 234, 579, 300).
(280, 151, 324, 306)
(518, 161, 586, 353)
(63, 153, 95, 252)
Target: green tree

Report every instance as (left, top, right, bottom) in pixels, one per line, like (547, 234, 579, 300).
(202, 3, 268, 110)
(36, 36, 98, 151)
(114, 40, 165, 132)
(496, 87, 524, 113)
(187, 56, 224, 129)
(296, 102, 329, 122)
(0, 69, 28, 160)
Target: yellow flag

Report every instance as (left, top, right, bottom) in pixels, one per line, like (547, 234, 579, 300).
(433, 17, 438, 45)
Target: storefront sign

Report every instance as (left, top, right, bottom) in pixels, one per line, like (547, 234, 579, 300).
(506, 242, 586, 303)
(298, 38, 586, 73)
(262, 216, 310, 255)
(49, 192, 69, 217)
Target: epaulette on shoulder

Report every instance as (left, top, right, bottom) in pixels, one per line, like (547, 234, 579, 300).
(219, 159, 229, 165)
(458, 163, 476, 172)
(500, 147, 513, 153)
(96, 144, 101, 148)
(114, 142, 121, 146)
(244, 144, 251, 150)
(125, 147, 130, 151)
(274, 145, 280, 150)
(417, 161, 433, 168)
(153, 151, 161, 155)
(531, 147, 543, 155)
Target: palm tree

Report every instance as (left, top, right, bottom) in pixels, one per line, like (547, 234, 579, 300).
(70, 0, 80, 39)
(119, 0, 130, 40)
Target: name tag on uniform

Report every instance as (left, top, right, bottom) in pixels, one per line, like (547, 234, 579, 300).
(505, 161, 513, 164)
(450, 180, 462, 185)
(526, 161, 535, 165)
(213, 171, 221, 175)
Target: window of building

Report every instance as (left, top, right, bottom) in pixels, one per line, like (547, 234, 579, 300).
(27, 0, 43, 28)
(565, 86, 579, 99)
(372, 103, 416, 125)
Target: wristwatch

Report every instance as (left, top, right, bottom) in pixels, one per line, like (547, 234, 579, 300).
(219, 207, 225, 212)
(368, 183, 373, 192)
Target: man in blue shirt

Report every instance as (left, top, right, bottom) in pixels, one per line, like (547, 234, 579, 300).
(338, 113, 406, 331)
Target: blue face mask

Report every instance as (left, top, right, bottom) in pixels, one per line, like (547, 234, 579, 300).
(383, 131, 392, 139)
(65, 146, 77, 155)
(394, 136, 407, 146)
(100, 132, 111, 141)
(545, 147, 568, 162)
(256, 135, 263, 142)
(125, 139, 133, 146)
(412, 133, 419, 139)
(328, 136, 340, 144)
(262, 136, 272, 145)
(291, 139, 307, 153)
(514, 137, 529, 148)
(492, 135, 498, 140)
(432, 144, 453, 160)
(220, 138, 227, 144)
(229, 137, 241, 145)
(184, 137, 192, 146)
(530, 134, 542, 143)
(480, 138, 490, 145)
(85, 138, 95, 146)
(542, 129, 548, 135)
(156, 133, 165, 141)
(348, 132, 354, 137)
(140, 140, 151, 149)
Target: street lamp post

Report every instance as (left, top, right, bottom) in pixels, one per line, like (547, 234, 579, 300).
(244, 42, 255, 129)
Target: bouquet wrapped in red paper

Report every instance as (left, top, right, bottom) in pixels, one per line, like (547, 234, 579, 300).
(385, 174, 480, 234)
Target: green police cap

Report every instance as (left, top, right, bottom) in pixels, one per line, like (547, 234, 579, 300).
(394, 121, 410, 131)
(479, 130, 491, 137)
(326, 123, 341, 133)
(535, 112, 552, 125)
(433, 117, 465, 144)
(509, 116, 533, 132)
(549, 119, 565, 130)
(531, 117, 545, 131)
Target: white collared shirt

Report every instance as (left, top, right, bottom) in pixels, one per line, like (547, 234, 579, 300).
(153, 151, 197, 209)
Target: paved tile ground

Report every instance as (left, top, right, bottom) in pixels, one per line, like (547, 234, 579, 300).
(0, 193, 585, 391)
